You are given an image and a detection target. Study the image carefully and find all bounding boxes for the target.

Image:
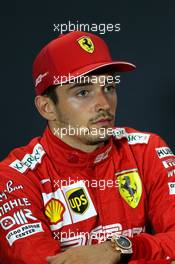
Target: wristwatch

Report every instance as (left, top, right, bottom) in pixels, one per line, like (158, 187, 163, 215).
(107, 235, 133, 264)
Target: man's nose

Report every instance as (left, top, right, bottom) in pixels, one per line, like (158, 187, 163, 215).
(95, 91, 110, 112)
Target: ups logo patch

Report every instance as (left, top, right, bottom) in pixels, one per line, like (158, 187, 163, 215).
(66, 187, 89, 214)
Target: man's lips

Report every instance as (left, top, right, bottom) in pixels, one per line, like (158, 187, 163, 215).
(93, 118, 113, 125)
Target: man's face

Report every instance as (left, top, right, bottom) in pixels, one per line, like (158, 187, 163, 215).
(53, 73, 117, 145)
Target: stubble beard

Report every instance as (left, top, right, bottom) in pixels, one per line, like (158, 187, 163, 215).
(55, 109, 114, 145)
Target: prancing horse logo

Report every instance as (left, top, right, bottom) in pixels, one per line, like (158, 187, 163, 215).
(116, 169, 142, 208)
(77, 36, 95, 53)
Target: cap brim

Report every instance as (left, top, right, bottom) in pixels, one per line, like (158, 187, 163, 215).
(51, 61, 136, 86)
(71, 61, 136, 78)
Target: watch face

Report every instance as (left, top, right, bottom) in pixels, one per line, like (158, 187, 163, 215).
(116, 236, 131, 249)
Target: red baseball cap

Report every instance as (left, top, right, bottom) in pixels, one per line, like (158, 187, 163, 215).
(32, 31, 136, 95)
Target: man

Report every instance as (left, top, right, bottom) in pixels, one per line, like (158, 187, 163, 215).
(0, 31, 175, 264)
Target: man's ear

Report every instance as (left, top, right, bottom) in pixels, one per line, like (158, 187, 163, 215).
(34, 95, 57, 121)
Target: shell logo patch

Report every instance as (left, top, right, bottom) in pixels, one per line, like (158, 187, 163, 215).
(116, 169, 142, 208)
(77, 36, 94, 53)
(66, 187, 89, 214)
(45, 198, 65, 224)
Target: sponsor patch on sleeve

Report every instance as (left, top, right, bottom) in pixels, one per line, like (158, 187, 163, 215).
(156, 147, 174, 159)
(112, 128, 150, 145)
(9, 144, 45, 173)
(127, 133, 150, 145)
(6, 222, 43, 246)
(162, 158, 175, 169)
(167, 169, 175, 178)
(168, 182, 175, 195)
(0, 208, 38, 231)
(0, 180, 24, 202)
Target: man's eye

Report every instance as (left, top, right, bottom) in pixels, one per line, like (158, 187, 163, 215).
(76, 90, 89, 97)
(104, 85, 116, 93)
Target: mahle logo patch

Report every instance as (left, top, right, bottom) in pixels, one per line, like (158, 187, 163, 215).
(116, 169, 142, 208)
(66, 188, 89, 214)
(77, 36, 94, 53)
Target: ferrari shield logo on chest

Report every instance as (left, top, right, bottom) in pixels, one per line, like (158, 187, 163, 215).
(77, 36, 95, 53)
(116, 169, 142, 208)
(66, 187, 89, 214)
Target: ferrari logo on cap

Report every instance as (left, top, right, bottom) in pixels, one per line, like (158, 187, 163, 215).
(77, 36, 94, 53)
(116, 169, 142, 208)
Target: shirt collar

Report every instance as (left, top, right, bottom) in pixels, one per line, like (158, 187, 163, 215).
(40, 126, 113, 168)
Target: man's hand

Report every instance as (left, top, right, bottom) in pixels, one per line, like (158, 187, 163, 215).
(47, 241, 121, 264)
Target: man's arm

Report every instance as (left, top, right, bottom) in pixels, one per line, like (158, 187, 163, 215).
(47, 241, 121, 264)
(130, 134, 175, 260)
(0, 167, 60, 264)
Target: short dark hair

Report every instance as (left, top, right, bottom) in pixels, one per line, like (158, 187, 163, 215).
(42, 85, 58, 104)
